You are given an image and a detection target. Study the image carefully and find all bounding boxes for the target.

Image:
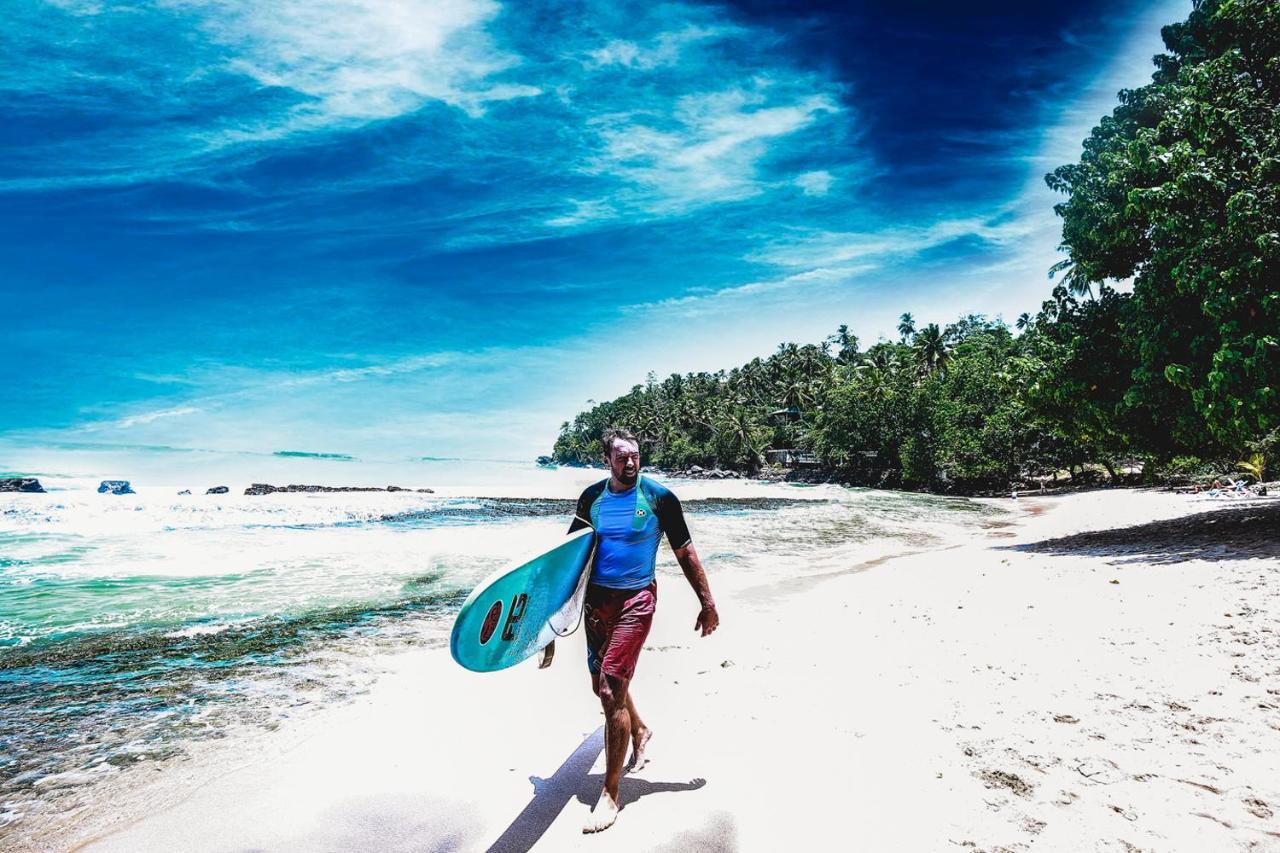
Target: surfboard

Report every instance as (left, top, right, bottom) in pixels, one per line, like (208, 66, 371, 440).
(450, 527, 595, 672)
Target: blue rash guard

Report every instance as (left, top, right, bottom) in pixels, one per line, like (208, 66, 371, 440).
(568, 477, 692, 590)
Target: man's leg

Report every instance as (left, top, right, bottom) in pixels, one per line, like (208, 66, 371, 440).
(584, 672, 630, 833)
(625, 692, 651, 771)
(583, 584, 657, 832)
(591, 672, 650, 773)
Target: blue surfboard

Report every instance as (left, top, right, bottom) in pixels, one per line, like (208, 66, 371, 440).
(450, 527, 595, 672)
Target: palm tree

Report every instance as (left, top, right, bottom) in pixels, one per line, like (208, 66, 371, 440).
(715, 407, 767, 472)
(861, 345, 900, 373)
(738, 358, 767, 406)
(1016, 312, 1032, 332)
(853, 358, 895, 397)
(913, 323, 949, 376)
(828, 324, 859, 364)
(1049, 259, 1095, 298)
(897, 312, 916, 343)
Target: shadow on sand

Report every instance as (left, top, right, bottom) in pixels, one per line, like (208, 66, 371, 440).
(1000, 499, 1280, 565)
(486, 726, 707, 852)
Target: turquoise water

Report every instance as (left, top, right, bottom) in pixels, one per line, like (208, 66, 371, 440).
(0, 459, 1002, 838)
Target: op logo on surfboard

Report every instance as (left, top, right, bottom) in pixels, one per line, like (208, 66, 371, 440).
(479, 600, 503, 645)
(478, 593, 529, 645)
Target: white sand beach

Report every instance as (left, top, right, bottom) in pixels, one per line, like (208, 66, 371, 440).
(20, 487, 1280, 852)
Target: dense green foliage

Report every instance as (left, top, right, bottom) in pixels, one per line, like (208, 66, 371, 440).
(554, 318, 1060, 491)
(553, 342, 833, 474)
(1046, 0, 1279, 451)
(552, 0, 1278, 490)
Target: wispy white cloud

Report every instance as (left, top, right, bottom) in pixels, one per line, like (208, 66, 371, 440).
(585, 25, 733, 70)
(111, 406, 202, 430)
(793, 169, 833, 196)
(133, 372, 202, 386)
(41, 0, 103, 13)
(556, 82, 840, 223)
(273, 353, 458, 386)
(632, 264, 877, 320)
(545, 198, 617, 228)
(755, 214, 1034, 270)
(197, 0, 540, 133)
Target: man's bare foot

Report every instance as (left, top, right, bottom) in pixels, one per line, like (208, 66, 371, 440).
(627, 727, 652, 773)
(583, 789, 619, 834)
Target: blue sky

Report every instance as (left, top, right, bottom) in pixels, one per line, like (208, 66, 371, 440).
(2, 0, 1189, 462)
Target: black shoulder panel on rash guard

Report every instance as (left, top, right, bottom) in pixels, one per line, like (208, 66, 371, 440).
(644, 479, 692, 550)
(568, 479, 607, 533)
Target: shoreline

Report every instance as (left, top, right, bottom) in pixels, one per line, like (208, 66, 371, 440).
(11, 488, 1280, 851)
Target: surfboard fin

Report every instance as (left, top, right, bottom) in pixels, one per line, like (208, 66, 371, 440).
(538, 640, 555, 669)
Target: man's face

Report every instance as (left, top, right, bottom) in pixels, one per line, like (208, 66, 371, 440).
(606, 439, 640, 486)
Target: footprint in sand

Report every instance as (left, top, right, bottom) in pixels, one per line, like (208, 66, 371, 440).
(1243, 798, 1273, 819)
(978, 769, 1034, 797)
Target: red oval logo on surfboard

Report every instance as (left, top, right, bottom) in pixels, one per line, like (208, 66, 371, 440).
(479, 600, 503, 645)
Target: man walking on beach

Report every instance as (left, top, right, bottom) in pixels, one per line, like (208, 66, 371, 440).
(568, 428, 719, 833)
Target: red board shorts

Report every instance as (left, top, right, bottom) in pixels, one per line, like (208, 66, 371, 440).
(585, 581, 657, 681)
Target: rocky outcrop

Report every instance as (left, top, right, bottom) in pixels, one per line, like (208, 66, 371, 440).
(672, 466, 743, 480)
(177, 489, 191, 495)
(0, 477, 45, 493)
(205, 486, 229, 495)
(98, 480, 135, 495)
(245, 484, 433, 496)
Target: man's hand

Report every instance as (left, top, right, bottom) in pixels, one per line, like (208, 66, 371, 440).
(695, 603, 719, 636)
(673, 541, 718, 637)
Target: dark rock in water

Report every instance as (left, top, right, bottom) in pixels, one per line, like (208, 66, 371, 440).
(245, 483, 434, 496)
(673, 467, 742, 480)
(0, 477, 46, 493)
(98, 480, 134, 495)
(205, 486, 229, 495)
(177, 489, 192, 496)
(416, 488, 435, 493)
(536, 455, 556, 467)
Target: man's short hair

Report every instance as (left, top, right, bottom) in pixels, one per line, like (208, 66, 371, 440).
(601, 428, 639, 457)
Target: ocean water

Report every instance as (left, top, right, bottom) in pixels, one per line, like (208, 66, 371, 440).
(0, 453, 1004, 840)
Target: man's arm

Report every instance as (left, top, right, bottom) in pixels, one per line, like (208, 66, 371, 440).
(568, 483, 601, 534)
(673, 541, 719, 636)
(652, 485, 719, 636)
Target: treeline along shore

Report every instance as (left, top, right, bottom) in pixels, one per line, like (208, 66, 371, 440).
(552, 0, 1279, 495)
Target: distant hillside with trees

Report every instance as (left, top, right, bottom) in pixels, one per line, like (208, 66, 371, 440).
(552, 0, 1278, 492)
